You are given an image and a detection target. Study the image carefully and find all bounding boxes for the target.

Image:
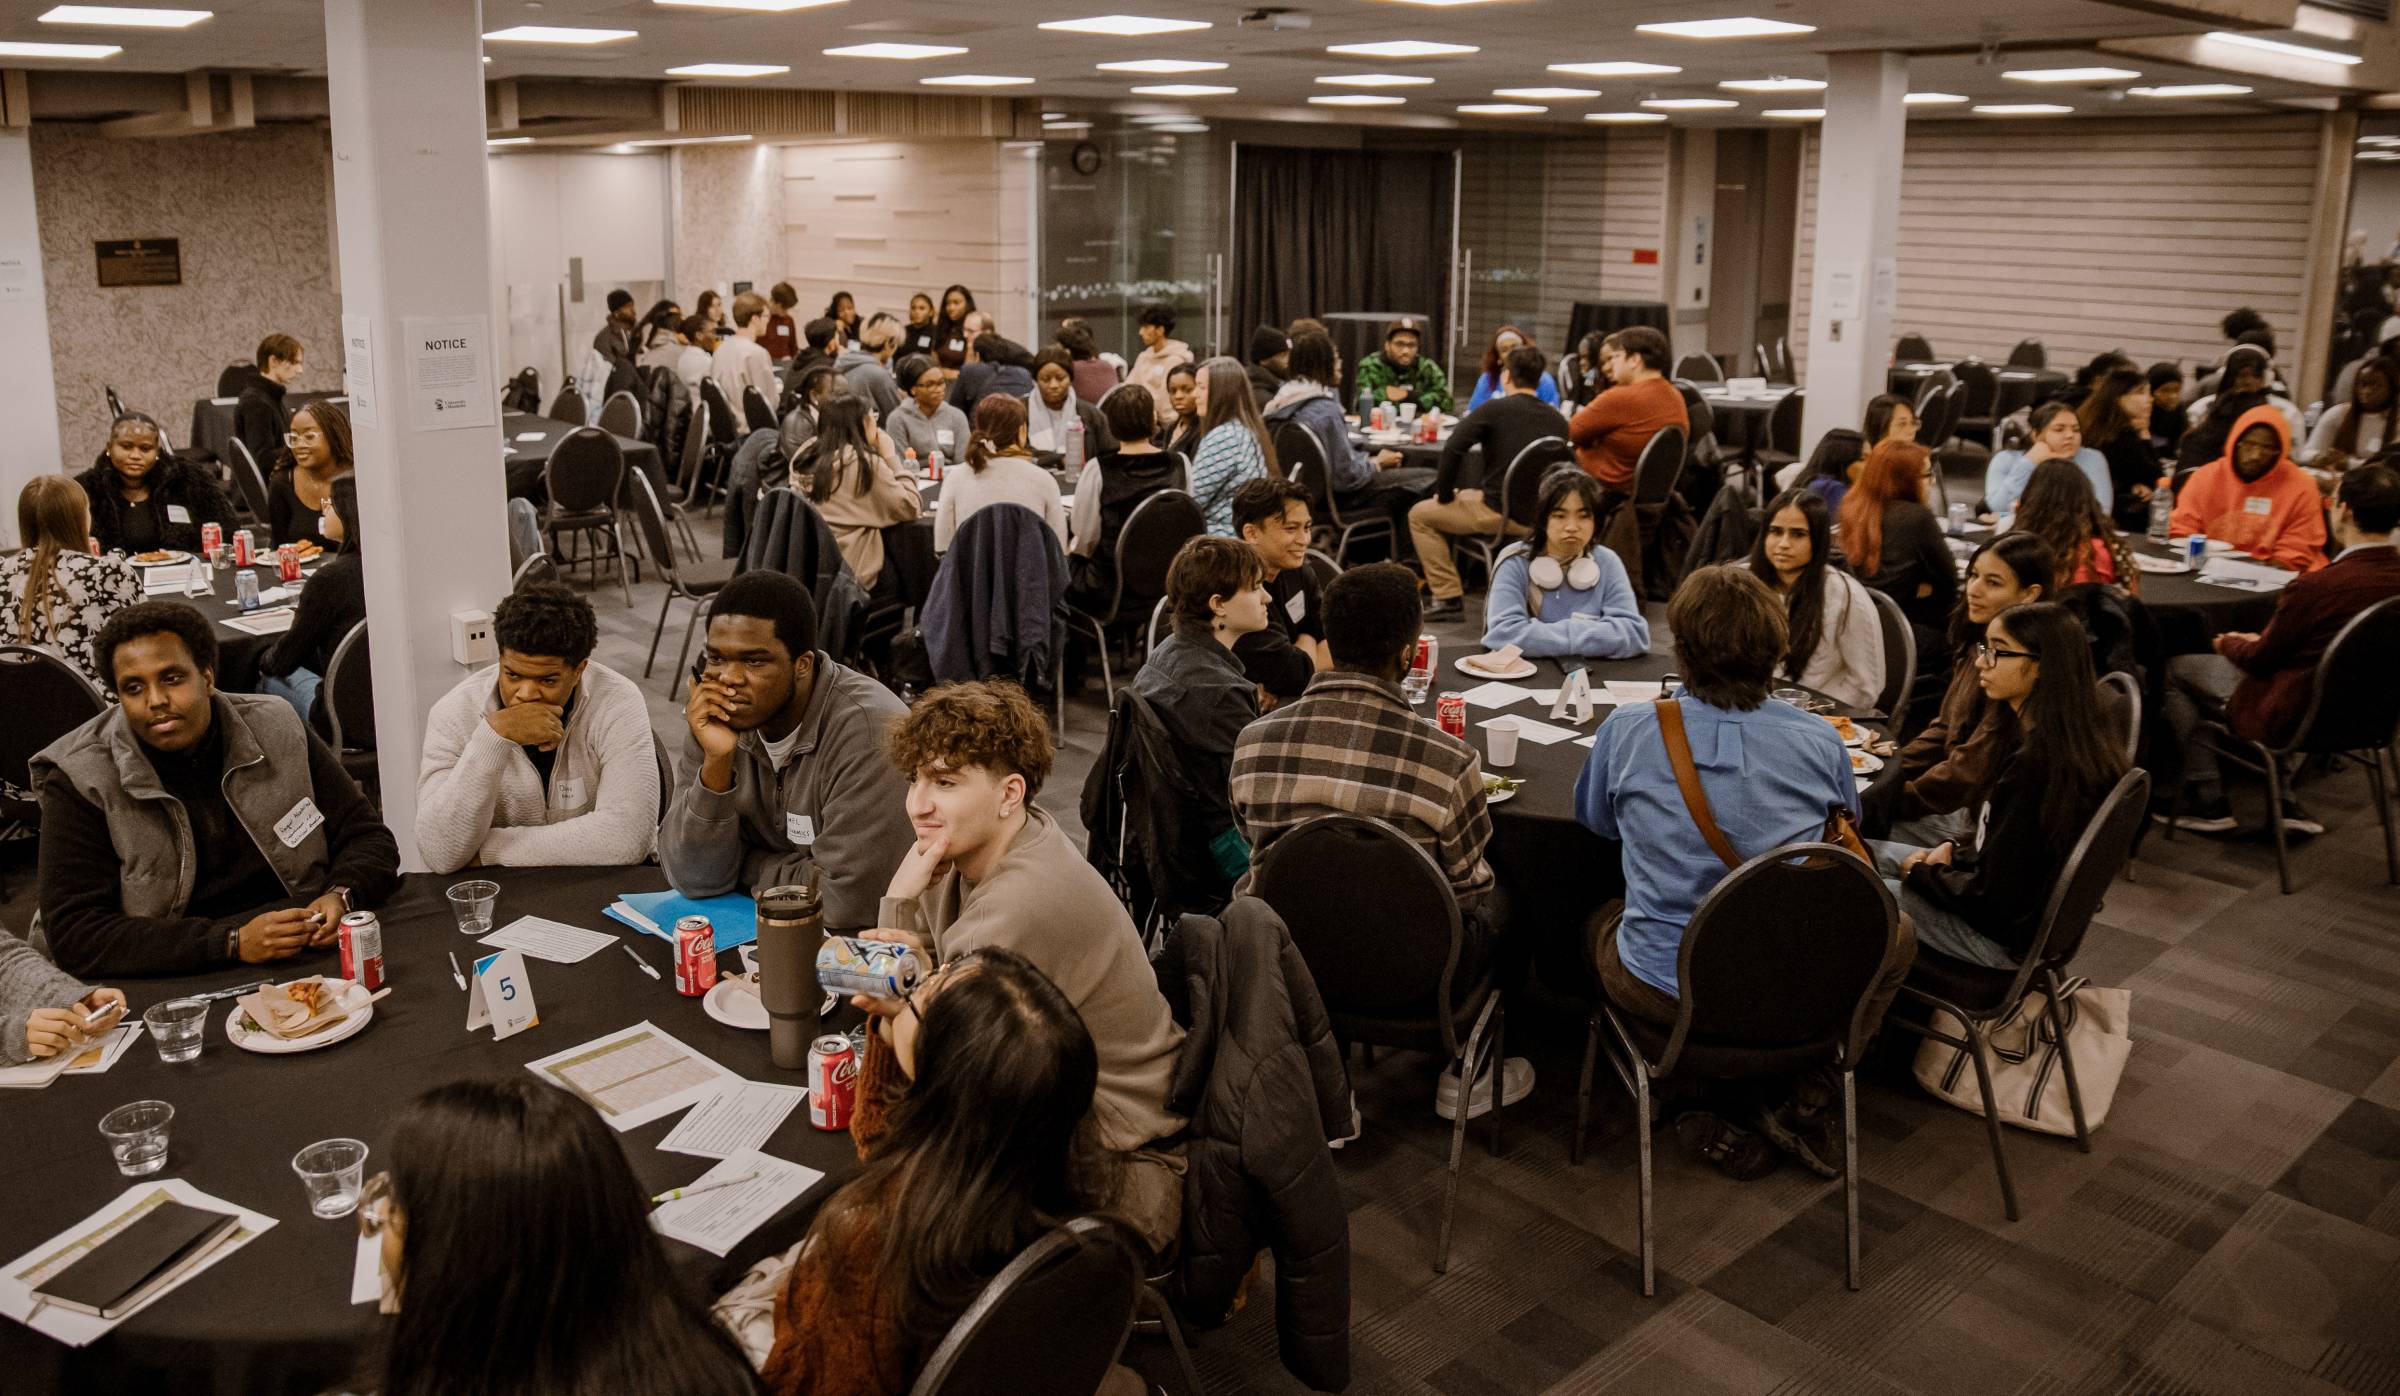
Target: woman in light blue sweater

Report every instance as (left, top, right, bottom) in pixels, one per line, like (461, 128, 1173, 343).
(1187, 357, 1280, 534)
(1481, 468, 1650, 660)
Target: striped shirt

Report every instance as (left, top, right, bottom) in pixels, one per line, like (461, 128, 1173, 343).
(1230, 671, 1494, 904)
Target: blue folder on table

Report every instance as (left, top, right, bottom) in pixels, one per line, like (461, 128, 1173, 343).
(603, 889, 758, 951)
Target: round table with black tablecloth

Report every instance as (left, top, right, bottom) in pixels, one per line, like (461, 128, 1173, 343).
(0, 865, 860, 1396)
(502, 412, 666, 506)
(1696, 385, 1792, 458)
(1951, 527, 2280, 654)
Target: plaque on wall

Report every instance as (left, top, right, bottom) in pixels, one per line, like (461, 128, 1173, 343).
(732, 280, 753, 296)
(95, 238, 181, 288)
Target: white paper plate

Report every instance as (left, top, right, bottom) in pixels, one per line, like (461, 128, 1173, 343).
(1456, 655, 1537, 681)
(227, 979, 375, 1054)
(2133, 554, 2191, 575)
(1849, 750, 1885, 776)
(1484, 781, 1521, 806)
(704, 975, 768, 1030)
(129, 550, 195, 567)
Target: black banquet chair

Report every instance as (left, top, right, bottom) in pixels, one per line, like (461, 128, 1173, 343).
(1455, 434, 1570, 587)
(1273, 422, 1391, 567)
(541, 426, 633, 607)
(2162, 595, 2400, 891)
(1252, 813, 1503, 1275)
(1892, 769, 2150, 1221)
(1576, 841, 1908, 1295)
(626, 468, 737, 699)
(905, 1215, 1146, 1396)
(1063, 489, 1204, 707)
(1893, 333, 1935, 364)
(545, 384, 587, 427)
(0, 645, 107, 897)
(322, 620, 378, 787)
(227, 438, 274, 524)
(1865, 586, 1917, 725)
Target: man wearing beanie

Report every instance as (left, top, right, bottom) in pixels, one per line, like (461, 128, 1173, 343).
(593, 288, 639, 376)
(1247, 323, 1290, 407)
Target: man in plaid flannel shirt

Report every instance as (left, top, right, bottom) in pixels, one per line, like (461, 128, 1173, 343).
(1230, 562, 1525, 1119)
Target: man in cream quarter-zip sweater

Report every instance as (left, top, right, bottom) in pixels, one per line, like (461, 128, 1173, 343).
(415, 584, 661, 873)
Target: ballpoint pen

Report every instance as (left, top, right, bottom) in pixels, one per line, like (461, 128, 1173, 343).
(448, 952, 467, 992)
(622, 944, 662, 981)
(651, 1171, 757, 1206)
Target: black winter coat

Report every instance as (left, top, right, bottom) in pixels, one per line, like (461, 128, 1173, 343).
(1155, 898, 1352, 1391)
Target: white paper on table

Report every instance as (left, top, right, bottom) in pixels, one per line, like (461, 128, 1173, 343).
(1455, 680, 1538, 709)
(659, 1080, 810, 1159)
(1573, 734, 1598, 749)
(2196, 556, 2297, 592)
(222, 607, 297, 636)
(513, 431, 547, 442)
(480, 915, 619, 964)
(0, 1179, 277, 1347)
(523, 1020, 738, 1131)
(350, 1234, 386, 1306)
(61, 1023, 142, 1075)
(1479, 714, 1581, 746)
(1602, 680, 1666, 705)
(649, 1150, 824, 1258)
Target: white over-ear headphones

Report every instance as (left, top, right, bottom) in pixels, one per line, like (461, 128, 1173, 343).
(1529, 552, 1602, 592)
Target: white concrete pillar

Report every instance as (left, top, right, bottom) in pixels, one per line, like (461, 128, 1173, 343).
(323, 0, 508, 868)
(0, 126, 65, 545)
(1799, 50, 1907, 460)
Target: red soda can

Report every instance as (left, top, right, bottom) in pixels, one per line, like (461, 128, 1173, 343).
(201, 522, 222, 557)
(337, 910, 384, 991)
(1437, 692, 1467, 739)
(809, 1034, 857, 1130)
(672, 914, 718, 996)
(1412, 633, 1438, 681)
(276, 544, 301, 583)
(232, 528, 254, 566)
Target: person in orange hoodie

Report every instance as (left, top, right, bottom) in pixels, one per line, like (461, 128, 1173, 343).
(2168, 404, 2327, 572)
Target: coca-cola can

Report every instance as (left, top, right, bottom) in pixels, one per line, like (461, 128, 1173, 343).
(276, 544, 302, 583)
(1412, 633, 1438, 680)
(1437, 692, 1467, 739)
(200, 522, 222, 557)
(672, 914, 718, 997)
(809, 1034, 857, 1130)
(337, 910, 384, 992)
(232, 528, 254, 566)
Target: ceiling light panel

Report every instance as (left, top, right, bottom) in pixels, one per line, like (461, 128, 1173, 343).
(484, 26, 636, 44)
(1549, 61, 1679, 76)
(1458, 103, 1546, 115)
(2205, 31, 2361, 65)
(921, 73, 1037, 86)
(1495, 86, 1598, 99)
(1095, 58, 1224, 73)
(1762, 107, 1823, 119)
(1636, 17, 1815, 39)
(1718, 76, 1822, 92)
(1128, 82, 1234, 95)
(38, 6, 212, 27)
(824, 42, 967, 59)
(1641, 97, 1737, 110)
(1325, 39, 1478, 58)
(2002, 66, 2140, 83)
(653, 0, 846, 9)
(1310, 94, 1407, 106)
(667, 63, 790, 77)
(1904, 91, 1968, 105)
(0, 38, 121, 56)
(1315, 73, 1435, 87)
(1585, 111, 1667, 123)
(1975, 102, 2074, 115)
(2128, 83, 2251, 98)
(1039, 15, 1212, 36)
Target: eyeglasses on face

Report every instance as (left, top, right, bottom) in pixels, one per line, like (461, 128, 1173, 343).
(1972, 641, 2035, 667)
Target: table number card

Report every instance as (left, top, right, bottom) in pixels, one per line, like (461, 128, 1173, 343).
(465, 949, 539, 1039)
(1549, 668, 1595, 724)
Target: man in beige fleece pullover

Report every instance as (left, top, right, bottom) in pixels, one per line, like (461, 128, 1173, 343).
(415, 584, 660, 873)
(860, 680, 1188, 1253)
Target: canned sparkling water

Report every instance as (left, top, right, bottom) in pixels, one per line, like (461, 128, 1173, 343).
(276, 544, 301, 583)
(338, 910, 384, 992)
(200, 522, 222, 558)
(672, 914, 718, 997)
(808, 1034, 857, 1130)
(1437, 692, 1467, 739)
(1946, 503, 1970, 536)
(232, 528, 254, 566)
(815, 936, 926, 1000)
(235, 568, 261, 612)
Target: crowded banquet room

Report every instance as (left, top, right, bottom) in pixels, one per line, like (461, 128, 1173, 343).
(6, 0, 2400, 1391)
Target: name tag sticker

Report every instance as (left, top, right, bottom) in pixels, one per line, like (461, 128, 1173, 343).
(275, 797, 325, 848)
(165, 505, 192, 524)
(555, 777, 586, 808)
(1285, 590, 1308, 624)
(947, 339, 964, 352)
(786, 813, 816, 846)
(936, 429, 955, 448)
(2244, 496, 2272, 515)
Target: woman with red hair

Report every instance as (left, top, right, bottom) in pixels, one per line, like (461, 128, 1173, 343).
(1464, 324, 1559, 410)
(1838, 439, 1957, 629)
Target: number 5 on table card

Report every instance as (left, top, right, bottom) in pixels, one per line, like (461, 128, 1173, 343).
(464, 949, 539, 1039)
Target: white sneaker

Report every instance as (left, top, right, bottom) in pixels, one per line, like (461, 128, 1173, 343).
(1327, 1092, 1364, 1150)
(1435, 1056, 1534, 1121)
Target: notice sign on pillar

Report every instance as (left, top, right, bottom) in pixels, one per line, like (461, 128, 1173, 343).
(402, 314, 495, 432)
(341, 313, 380, 430)
(1871, 257, 1898, 318)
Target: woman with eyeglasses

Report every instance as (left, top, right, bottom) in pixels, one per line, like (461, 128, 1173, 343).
(74, 411, 234, 557)
(269, 399, 353, 552)
(1871, 602, 2127, 968)
(714, 947, 1136, 1396)
(351, 1078, 759, 1396)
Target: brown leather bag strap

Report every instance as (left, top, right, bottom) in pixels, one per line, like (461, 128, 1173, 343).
(1657, 699, 1743, 870)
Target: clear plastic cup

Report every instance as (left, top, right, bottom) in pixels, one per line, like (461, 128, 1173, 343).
(446, 879, 500, 936)
(1486, 717, 1521, 768)
(99, 1100, 175, 1176)
(143, 998, 209, 1063)
(291, 1138, 369, 1218)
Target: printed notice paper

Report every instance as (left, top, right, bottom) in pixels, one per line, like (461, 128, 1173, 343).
(659, 1080, 809, 1159)
(649, 1150, 823, 1258)
(402, 314, 495, 431)
(341, 313, 379, 430)
(524, 1021, 736, 1131)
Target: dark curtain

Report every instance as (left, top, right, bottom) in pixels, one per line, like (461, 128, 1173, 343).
(1231, 146, 1454, 376)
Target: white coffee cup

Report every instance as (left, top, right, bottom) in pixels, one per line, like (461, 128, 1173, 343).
(1485, 717, 1520, 768)
(1398, 402, 1419, 424)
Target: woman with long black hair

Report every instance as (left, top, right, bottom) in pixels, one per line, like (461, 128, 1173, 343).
(1875, 602, 2128, 968)
(2011, 457, 2137, 592)
(353, 1078, 759, 1396)
(2077, 364, 2160, 529)
(931, 284, 977, 369)
(1742, 487, 1884, 711)
(721, 947, 1129, 1396)
(1883, 532, 2052, 845)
